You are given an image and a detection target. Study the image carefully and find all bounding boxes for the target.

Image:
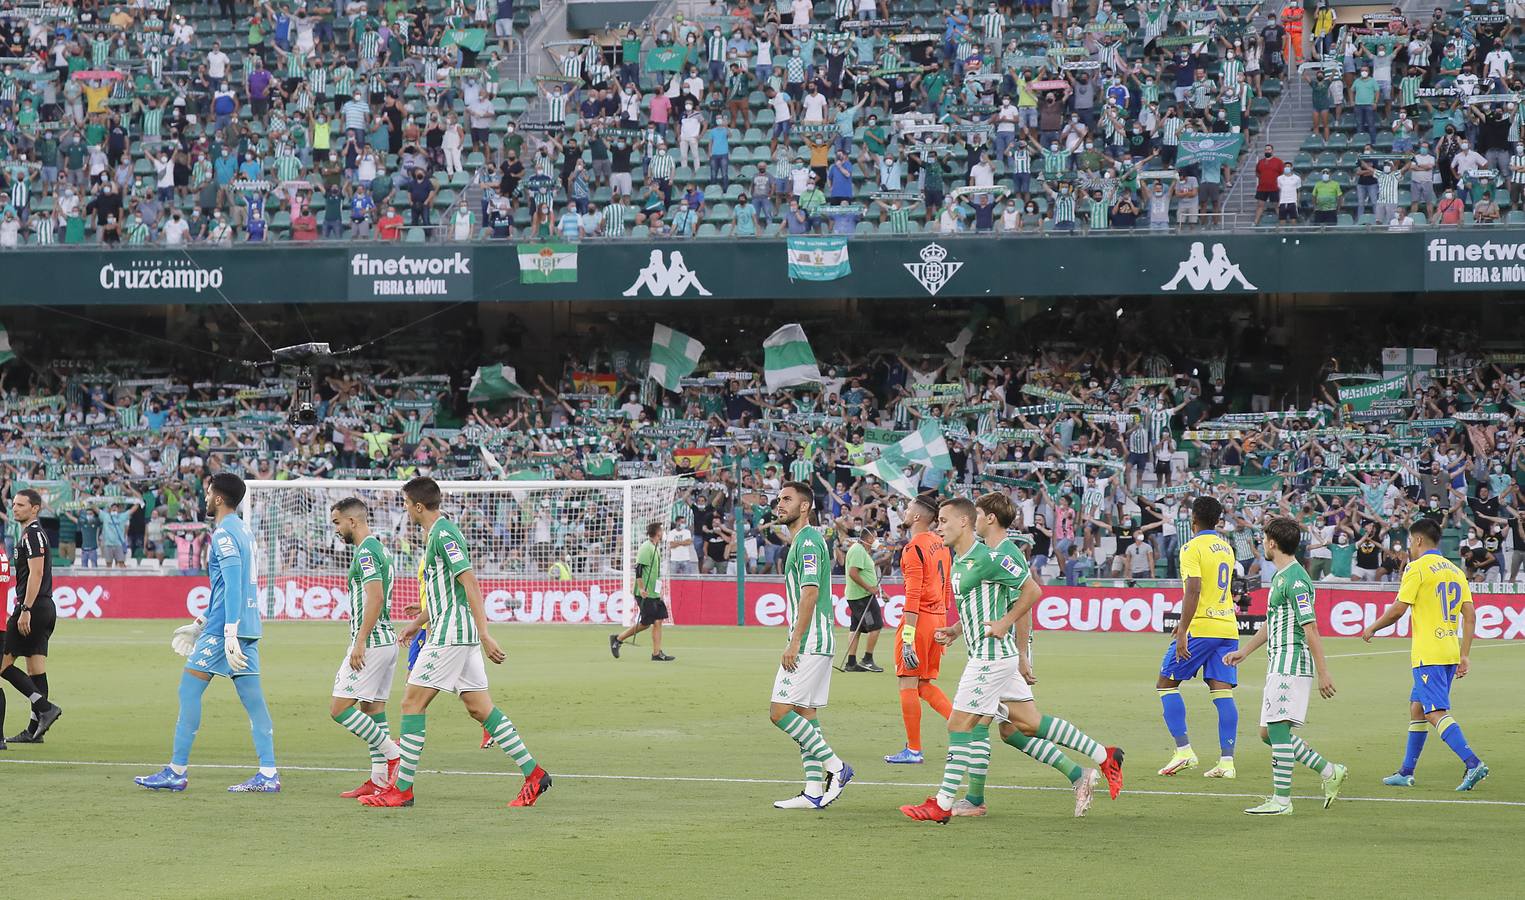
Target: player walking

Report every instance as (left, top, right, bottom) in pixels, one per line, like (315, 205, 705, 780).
(1223, 517, 1348, 815)
(884, 494, 953, 765)
(1364, 518, 1489, 791)
(768, 481, 854, 810)
(328, 498, 404, 798)
(2, 490, 64, 746)
(363, 476, 552, 808)
(136, 474, 278, 792)
(840, 526, 884, 672)
(1156, 496, 1241, 779)
(609, 522, 675, 661)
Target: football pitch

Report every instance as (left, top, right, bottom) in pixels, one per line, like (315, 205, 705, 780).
(10, 622, 1524, 899)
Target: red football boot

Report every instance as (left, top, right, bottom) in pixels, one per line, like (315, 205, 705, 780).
(1100, 746, 1126, 800)
(339, 778, 381, 799)
(360, 785, 414, 807)
(899, 797, 951, 823)
(384, 756, 401, 787)
(508, 765, 553, 807)
(481, 729, 495, 749)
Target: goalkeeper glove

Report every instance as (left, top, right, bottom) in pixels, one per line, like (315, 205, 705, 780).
(224, 624, 250, 672)
(171, 617, 205, 657)
(900, 624, 919, 670)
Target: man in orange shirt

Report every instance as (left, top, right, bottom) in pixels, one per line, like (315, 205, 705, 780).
(1281, 4, 1304, 66)
(884, 494, 954, 765)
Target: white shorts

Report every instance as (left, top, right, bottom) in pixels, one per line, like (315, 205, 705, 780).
(408, 644, 490, 695)
(494, 18, 514, 37)
(1259, 672, 1312, 727)
(953, 656, 1034, 718)
(332, 642, 399, 702)
(771, 654, 833, 709)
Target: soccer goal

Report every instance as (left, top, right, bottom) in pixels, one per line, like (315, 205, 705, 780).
(243, 477, 688, 626)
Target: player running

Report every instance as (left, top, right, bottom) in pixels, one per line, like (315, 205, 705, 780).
(362, 476, 551, 808)
(328, 498, 404, 798)
(1223, 517, 1347, 816)
(1363, 518, 1489, 792)
(1156, 496, 1241, 779)
(768, 481, 854, 810)
(136, 474, 278, 792)
(884, 494, 953, 765)
(609, 522, 676, 662)
(901, 497, 1122, 823)
(3, 490, 65, 746)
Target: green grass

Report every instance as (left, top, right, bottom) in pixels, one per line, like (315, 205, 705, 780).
(11, 622, 1525, 898)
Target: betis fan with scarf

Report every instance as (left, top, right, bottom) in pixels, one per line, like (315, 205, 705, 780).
(884, 494, 955, 766)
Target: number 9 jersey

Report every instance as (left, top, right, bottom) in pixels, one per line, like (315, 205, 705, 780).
(1396, 549, 1472, 668)
(1178, 530, 1239, 640)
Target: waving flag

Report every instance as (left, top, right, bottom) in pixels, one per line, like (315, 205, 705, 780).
(762, 324, 822, 391)
(648, 324, 705, 392)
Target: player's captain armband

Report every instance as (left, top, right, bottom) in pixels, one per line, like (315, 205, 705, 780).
(802, 551, 819, 576)
(902, 624, 916, 645)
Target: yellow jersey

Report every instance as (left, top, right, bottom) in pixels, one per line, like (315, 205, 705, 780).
(1396, 550, 1472, 667)
(1179, 531, 1239, 639)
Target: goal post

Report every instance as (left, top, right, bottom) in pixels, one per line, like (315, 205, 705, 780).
(243, 477, 688, 626)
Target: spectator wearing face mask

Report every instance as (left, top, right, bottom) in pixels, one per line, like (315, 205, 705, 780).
(1310, 169, 1340, 225)
(1275, 161, 1301, 225)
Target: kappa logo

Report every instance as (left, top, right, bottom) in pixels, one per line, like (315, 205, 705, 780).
(622, 250, 712, 297)
(1161, 241, 1257, 291)
(904, 243, 964, 296)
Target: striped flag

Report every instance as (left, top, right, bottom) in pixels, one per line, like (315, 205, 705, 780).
(648, 324, 705, 392)
(517, 243, 578, 283)
(762, 324, 822, 391)
(850, 457, 920, 498)
(0, 324, 13, 366)
(467, 365, 530, 402)
(882, 421, 954, 471)
(786, 236, 851, 281)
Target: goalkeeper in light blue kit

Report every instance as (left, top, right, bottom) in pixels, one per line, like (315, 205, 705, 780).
(135, 473, 279, 793)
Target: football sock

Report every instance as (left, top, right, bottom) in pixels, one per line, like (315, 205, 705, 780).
(1400, 720, 1428, 775)
(171, 671, 211, 769)
(233, 675, 277, 770)
(334, 707, 402, 782)
(1158, 688, 1189, 747)
(918, 681, 952, 719)
(937, 731, 972, 809)
(862, 654, 876, 666)
(484, 707, 537, 776)
(899, 688, 923, 751)
(1037, 714, 1107, 764)
(1436, 715, 1482, 769)
(846, 656, 857, 667)
(1210, 688, 1238, 758)
(28, 673, 47, 732)
(368, 711, 398, 781)
(800, 744, 826, 798)
(0, 687, 6, 738)
(775, 711, 840, 770)
(965, 723, 991, 807)
(1289, 735, 1334, 778)
(1004, 729, 1082, 784)
(0, 666, 48, 713)
(394, 714, 427, 791)
(1267, 721, 1294, 800)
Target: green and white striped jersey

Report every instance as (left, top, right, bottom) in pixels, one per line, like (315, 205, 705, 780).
(950, 540, 1030, 661)
(347, 534, 398, 649)
(1265, 562, 1317, 676)
(784, 525, 834, 656)
(420, 516, 479, 647)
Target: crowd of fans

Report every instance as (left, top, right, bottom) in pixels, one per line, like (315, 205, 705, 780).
(3, 0, 1439, 244)
(3, 300, 1525, 589)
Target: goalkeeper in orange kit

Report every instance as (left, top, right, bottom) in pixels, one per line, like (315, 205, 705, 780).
(884, 494, 954, 765)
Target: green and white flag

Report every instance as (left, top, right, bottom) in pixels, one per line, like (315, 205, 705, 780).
(786, 236, 851, 281)
(467, 365, 530, 402)
(945, 304, 988, 358)
(1176, 132, 1243, 169)
(762, 324, 822, 391)
(882, 421, 954, 471)
(1337, 374, 1408, 411)
(518, 243, 578, 283)
(851, 457, 920, 498)
(0, 324, 13, 366)
(648, 324, 705, 392)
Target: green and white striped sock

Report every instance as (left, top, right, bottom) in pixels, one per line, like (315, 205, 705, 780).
(394, 713, 427, 791)
(334, 707, 401, 782)
(1005, 729, 1083, 784)
(965, 723, 991, 807)
(800, 745, 826, 797)
(484, 708, 537, 776)
(775, 711, 840, 770)
(1271, 741, 1295, 799)
(1038, 714, 1107, 764)
(938, 732, 973, 808)
(1290, 735, 1333, 779)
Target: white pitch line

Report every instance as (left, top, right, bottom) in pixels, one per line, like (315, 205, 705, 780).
(1, 757, 1519, 808)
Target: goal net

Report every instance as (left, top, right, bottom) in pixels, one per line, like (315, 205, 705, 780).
(243, 477, 687, 626)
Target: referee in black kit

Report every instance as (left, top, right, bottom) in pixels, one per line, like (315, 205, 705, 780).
(3, 489, 64, 747)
